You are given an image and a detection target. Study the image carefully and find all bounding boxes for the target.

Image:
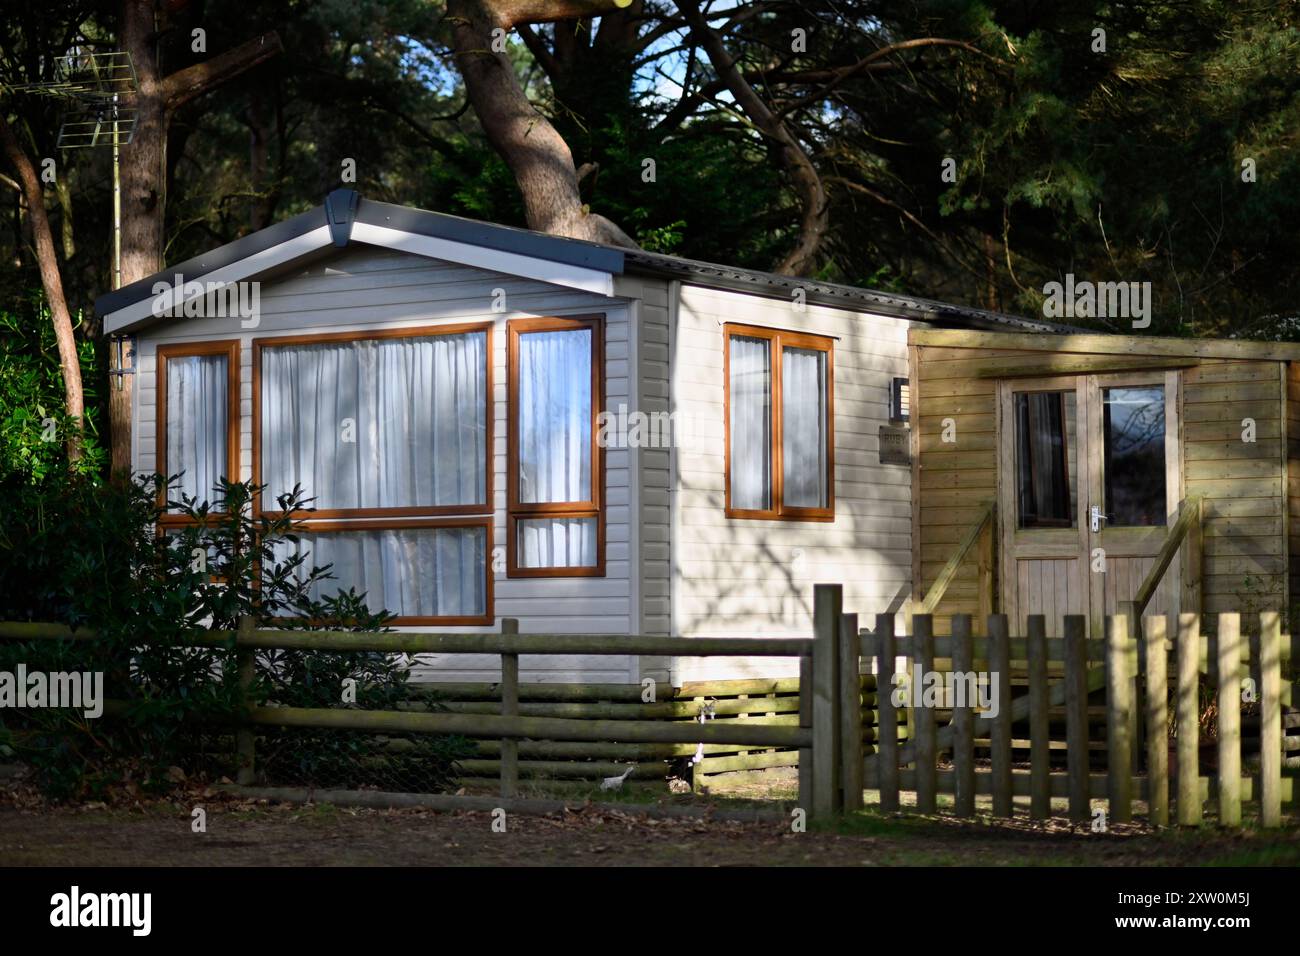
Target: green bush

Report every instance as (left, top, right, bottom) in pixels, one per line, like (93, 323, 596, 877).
(0, 472, 472, 799)
(0, 303, 105, 482)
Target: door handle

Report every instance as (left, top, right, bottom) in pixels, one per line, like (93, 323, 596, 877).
(1089, 505, 1108, 533)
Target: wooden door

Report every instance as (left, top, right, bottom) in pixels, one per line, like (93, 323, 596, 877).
(998, 371, 1182, 637)
(1083, 371, 1182, 637)
(997, 377, 1091, 637)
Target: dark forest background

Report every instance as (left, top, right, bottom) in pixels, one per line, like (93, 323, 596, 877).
(4, 0, 1300, 470)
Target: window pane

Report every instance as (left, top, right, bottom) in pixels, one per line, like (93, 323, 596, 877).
(261, 332, 488, 510)
(517, 517, 598, 569)
(1103, 386, 1166, 527)
(167, 353, 228, 511)
(271, 526, 487, 618)
(782, 346, 828, 508)
(1014, 390, 1077, 529)
(518, 328, 592, 504)
(729, 335, 771, 510)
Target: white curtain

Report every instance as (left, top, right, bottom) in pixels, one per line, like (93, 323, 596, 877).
(261, 332, 487, 509)
(272, 526, 486, 618)
(518, 517, 596, 568)
(518, 328, 591, 503)
(516, 328, 595, 568)
(729, 335, 770, 510)
(782, 346, 828, 508)
(166, 353, 228, 510)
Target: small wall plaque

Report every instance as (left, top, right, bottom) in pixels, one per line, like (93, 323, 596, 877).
(879, 424, 911, 465)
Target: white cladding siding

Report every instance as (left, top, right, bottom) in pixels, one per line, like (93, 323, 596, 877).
(133, 246, 635, 682)
(613, 274, 674, 685)
(671, 284, 913, 682)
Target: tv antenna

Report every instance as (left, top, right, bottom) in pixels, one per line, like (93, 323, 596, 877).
(4, 49, 138, 292)
(4, 48, 138, 388)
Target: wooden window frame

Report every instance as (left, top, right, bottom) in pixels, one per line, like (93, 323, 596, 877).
(156, 340, 241, 529)
(251, 323, 494, 520)
(723, 323, 835, 522)
(271, 516, 494, 627)
(251, 323, 495, 624)
(1014, 389, 1073, 530)
(506, 314, 605, 578)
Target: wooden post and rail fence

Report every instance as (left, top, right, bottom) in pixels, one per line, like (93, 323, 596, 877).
(0, 568, 1292, 826)
(0, 604, 851, 820)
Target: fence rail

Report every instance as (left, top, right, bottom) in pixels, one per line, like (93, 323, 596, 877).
(2, 585, 1294, 828)
(0, 609, 845, 817)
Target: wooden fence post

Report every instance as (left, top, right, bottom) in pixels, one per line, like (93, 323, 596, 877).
(875, 612, 899, 813)
(1176, 613, 1202, 826)
(500, 618, 520, 799)
(988, 614, 1012, 817)
(235, 614, 257, 786)
(1121, 601, 1143, 776)
(839, 612, 863, 812)
(1106, 613, 1133, 824)
(1025, 615, 1050, 820)
(950, 614, 975, 818)
(799, 650, 814, 813)
(1143, 615, 1169, 827)
(812, 584, 843, 819)
(1064, 614, 1090, 823)
(912, 613, 936, 814)
(1217, 612, 1242, 826)
(1260, 610, 1282, 828)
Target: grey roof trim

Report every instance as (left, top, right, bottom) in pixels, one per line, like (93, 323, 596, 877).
(94, 193, 626, 318)
(94, 203, 329, 316)
(356, 198, 625, 274)
(325, 188, 360, 246)
(94, 191, 1067, 334)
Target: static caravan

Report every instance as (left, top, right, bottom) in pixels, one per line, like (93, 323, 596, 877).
(103, 189, 1284, 692)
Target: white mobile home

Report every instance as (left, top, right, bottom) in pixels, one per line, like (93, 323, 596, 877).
(95, 190, 1060, 687)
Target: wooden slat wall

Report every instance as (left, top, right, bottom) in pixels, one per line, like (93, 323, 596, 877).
(1287, 362, 1300, 614)
(1184, 361, 1287, 614)
(914, 344, 1006, 631)
(914, 343, 1290, 627)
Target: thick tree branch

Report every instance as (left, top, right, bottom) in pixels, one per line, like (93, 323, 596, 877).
(676, 0, 826, 276)
(163, 32, 284, 112)
(445, 0, 638, 246)
(481, 0, 628, 28)
(516, 24, 561, 79)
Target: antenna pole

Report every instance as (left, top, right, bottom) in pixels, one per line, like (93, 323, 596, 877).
(112, 92, 121, 292)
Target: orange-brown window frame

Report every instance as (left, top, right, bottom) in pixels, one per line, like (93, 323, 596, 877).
(723, 323, 835, 522)
(251, 323, 495, 624)
(251, 323, 494, 520)
(268, 517, 494, 627)
(156, 340, 241, 529)
(506, 314, 605, 578)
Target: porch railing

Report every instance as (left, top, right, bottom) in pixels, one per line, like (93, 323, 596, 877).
(916, 498, 996, 618)
(1128, 493, 1204, 622)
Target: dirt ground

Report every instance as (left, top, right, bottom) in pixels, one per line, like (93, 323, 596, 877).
(2, 787, 1297, 866)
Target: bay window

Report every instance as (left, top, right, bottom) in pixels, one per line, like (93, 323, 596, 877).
(507, 315, 604, 576)
(724, 324, 834, 521)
